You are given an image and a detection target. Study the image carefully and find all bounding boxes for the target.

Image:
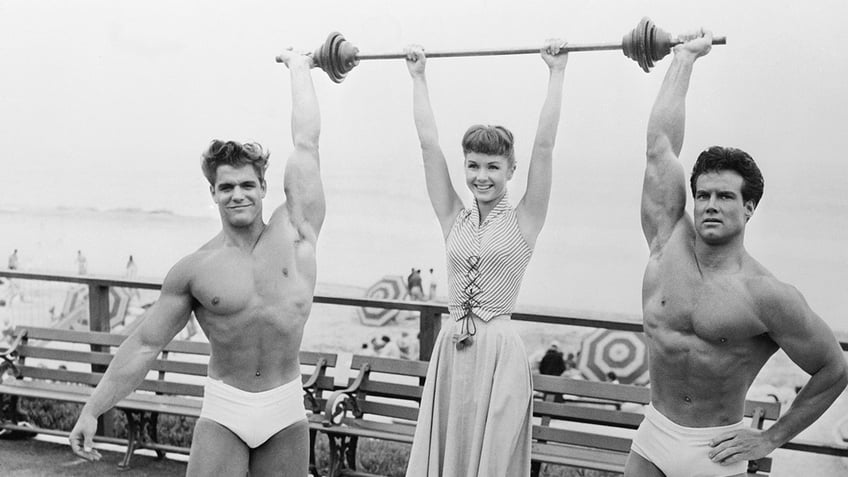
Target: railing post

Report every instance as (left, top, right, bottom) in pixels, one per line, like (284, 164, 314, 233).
(418, 305, 442, 362)
(88, 284, 111, 334)
(88, 283, 115, 437)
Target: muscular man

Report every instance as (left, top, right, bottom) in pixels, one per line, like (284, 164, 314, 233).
(69, 49, 324, 476)
(625, 30, 848, 477)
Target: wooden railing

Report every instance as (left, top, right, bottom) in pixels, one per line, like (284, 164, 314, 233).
(2, 270, 847, 459)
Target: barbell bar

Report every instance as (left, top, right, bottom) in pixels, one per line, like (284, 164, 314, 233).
(277, 17, 726, 83)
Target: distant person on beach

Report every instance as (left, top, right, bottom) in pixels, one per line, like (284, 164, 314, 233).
(76, 250, 88, 275)
(69, 49, 326, 476)
(426, 267, 437, 300)
(403, 38, 569, 476)
(539, 342, 566, 376)
(7, 249, 18, 270)
(625, 29, 848, 477)
(409, 269, 425, 300)
(125, 255, 138, 279)
(406, 267, 415, 295)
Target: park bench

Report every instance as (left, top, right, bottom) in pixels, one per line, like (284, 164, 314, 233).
(531, 373, 781, 476)
(317, 357, 781, 477)
(320, 354, 429, 476)
(0, 326, 338, 474)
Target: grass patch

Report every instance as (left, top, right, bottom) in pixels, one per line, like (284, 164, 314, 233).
(13, 397, 614, 476)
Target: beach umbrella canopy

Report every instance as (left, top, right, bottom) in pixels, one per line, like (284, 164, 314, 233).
(357, 275, 409, 326)
(577, 329, 649, 385)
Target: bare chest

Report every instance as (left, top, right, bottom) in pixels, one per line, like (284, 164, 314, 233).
(644, 259, 765, 343)
(191, 249, 312, 319)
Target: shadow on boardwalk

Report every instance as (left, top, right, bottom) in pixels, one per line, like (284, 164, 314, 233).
(0, 437, 186, 476)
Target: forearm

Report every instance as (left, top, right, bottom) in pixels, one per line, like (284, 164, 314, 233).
(764, 363, 848, 447)
(531, 68, 566, 154)
(79, 337, 159, 419)
(411, 75, 440, 151)
(290, 63, 320, 150)
(647, 52, 698, 158)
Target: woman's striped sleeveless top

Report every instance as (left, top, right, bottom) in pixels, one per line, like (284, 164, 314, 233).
(445, 193, 533, 322)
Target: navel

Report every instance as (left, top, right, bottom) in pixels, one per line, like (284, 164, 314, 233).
(660, 299, 666, 306)
(282, 267, 289, 277)
(720, 337, 727, 344)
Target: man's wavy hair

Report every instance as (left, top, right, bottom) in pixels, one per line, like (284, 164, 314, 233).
(690, 146, 764, 208)
(461, 124, 516, 165)
(201, 140, 270, 186)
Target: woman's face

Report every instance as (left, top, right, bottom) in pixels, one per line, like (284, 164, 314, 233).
(464, 152, 514, 204)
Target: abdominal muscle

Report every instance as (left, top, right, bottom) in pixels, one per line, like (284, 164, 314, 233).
(647, 330, 768, 427)
(195, 283, 313, 393)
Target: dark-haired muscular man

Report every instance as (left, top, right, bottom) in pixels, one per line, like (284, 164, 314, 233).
(624, 29, 847, 477)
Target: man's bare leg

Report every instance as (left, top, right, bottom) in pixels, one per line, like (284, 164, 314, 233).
(624, 451, 666, 477)
(186, 418, 249, 476)
(249, 419, 309, 477)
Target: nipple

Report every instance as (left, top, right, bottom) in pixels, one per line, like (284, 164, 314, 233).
(720, 337, 727, 344)
(255, 369, 261, 377)
(212, 297, 220, 306)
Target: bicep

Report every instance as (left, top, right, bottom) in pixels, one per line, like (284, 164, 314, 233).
(641, 146, 688, 249)
(133, 266, 193, 350)
(421, 146, 463, 236)
(284, 147, 325, 236)
(764, 289, 844, 376)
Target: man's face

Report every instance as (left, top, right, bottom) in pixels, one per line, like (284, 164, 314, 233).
(693, 170, 754, 245)
(210, 165, 266, 228)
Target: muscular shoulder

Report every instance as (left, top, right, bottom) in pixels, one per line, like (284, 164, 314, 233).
(267, 202, 317, 244)
(161, 247, 212, 294)
(744, 269, 808, 328)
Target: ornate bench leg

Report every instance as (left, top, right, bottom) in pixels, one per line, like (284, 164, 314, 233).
(143, 411, 166, 459)
(308, 428, 320, 477)
(327, 433, 360, 476)
(345, 436, 358, 471)
(530, 461, 542, 477)
(118, 410, 142, 470)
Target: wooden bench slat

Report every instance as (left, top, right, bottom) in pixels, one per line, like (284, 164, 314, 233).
(533, 399, 644, 428)
(531, 442, 628, 473)
(350, 355, 429, 377)
(16, 366, 206, 397)
(356, 381, 424, 400)
(533, 374, 650, 403)
(358, 400, 419, 422)
(19, 326, 212, 355)
(17, 345, 210, 376)
(533, 425, 633, 453)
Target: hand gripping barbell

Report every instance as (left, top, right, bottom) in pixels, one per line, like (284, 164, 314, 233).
(277, 17, 726, 83)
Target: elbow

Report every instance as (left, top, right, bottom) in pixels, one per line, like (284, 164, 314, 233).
(837, 360, 848, 393)
(293, 134, 320, 153)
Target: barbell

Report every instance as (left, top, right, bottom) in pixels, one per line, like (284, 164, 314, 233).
(276, 17, 726, 83)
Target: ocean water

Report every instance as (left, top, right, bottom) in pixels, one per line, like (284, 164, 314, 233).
(1, 0, 847, 333)
(2, 165, 845, 334)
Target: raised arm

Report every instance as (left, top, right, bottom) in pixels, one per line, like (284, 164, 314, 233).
(69, 258, 194, 461)
(276, 49, 325, 240)
(405, 46, 463, 238)
(517, 39, 568, 246)
(641, 30, 712, 251)
(709, 283, 848, 464)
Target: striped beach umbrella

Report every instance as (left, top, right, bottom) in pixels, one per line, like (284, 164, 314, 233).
(577, 329, 649, 385)
(356, 275, 409, 326)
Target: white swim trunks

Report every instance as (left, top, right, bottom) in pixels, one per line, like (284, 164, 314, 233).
(631, 403, 748, 477)
(199, 377, 306, 448)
